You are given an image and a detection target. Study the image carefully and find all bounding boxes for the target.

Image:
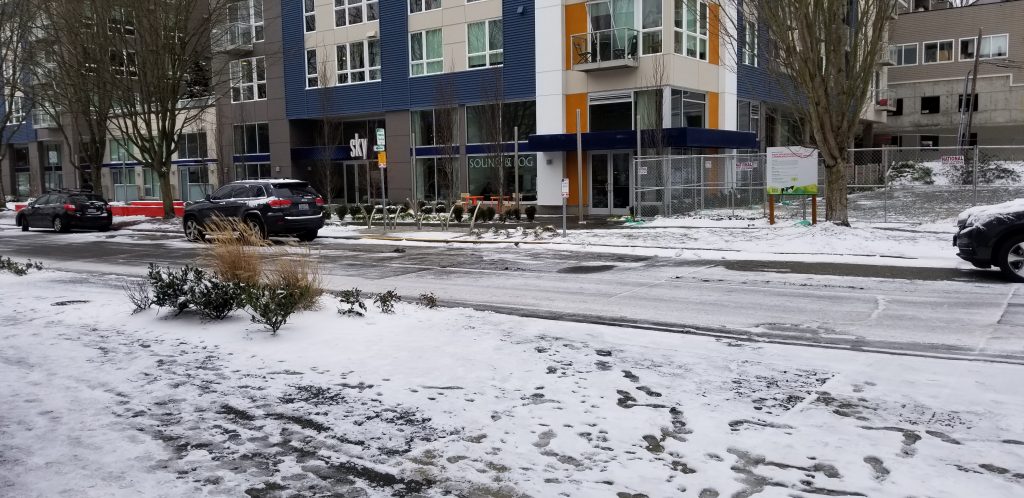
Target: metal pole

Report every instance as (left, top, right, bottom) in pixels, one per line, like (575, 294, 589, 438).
(972, 145, 979, 205)
(562, 196, 567, 237)
(882, 146, 889, 223)
(576, 109, 583, 223)
(514, 126, 520, 212)
(379, 166, 386, 233)
(411, 132, 417, 204)
(964, 29, 982, 149)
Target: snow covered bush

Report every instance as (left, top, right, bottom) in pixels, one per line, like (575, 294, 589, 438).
(888, 161, 934, 185)
(148, 264, 201, 315)
(373, 290, 401, 314)
(244, 284, 303, 335)
(123, 280, 152, 314)
(147, 264, 243, 320)
(452, 204, 465, 223)
(191, 278, 245, 321)
(334, 205, 348, 220)
(416, 292, 438, 309)
(946, 154, 1021, 186)
(480, 206, 496, 222)
(337, 288, 368, 317)
(524, 205, 536, 222)
(0, 256, 43, 276)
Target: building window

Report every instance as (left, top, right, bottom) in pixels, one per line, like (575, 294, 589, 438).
(303, 0, 316, 32)
(142, 168, 160, 197)
(410, 29, 442, 76)
(960, 34, 1009, 61)
(922, 40, 953, 64)
(409, 0, 441, 14)
(742, 20, 757, 66)
(920, 135, 940, 148)
(467, 19, 503, 68)
(412, 109, 436, 146)
(306, 49, 319, 88)
(229, 57, 267, 102)
(920, 95, 940, 114)
(110, 49, 138, 78)
(641, 0, 663, 55)
(958, 93, 978, 113)
(675, 0, 708, 61)
(335, 0, 378, 27)
(228, 0, 264, 43)
(736, 100, 760, 137)
(888, 98, 904, 116)
(896, 43, 917, 66)
(465, 101, 537, 143)
(233, 123, 270, 155)
(959, 38, 975, 61)
(10, 96, 25, 123)
(177, 132, 208, 159)
(110, 138, 133, 163)
(108, 7, 135, 36)
(467, 154, 538, 201)
(235, 163, 272, 180)
(337, 39, 381, 84)
(671, 89, 706, 128)
(44, 143, 62, 191)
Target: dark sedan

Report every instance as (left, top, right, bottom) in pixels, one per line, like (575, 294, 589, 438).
(15, 191, 112, 233)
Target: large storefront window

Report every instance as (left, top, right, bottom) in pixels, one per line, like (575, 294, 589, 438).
(670, 89, 706, 128)
(415, 157, 459, 202)
(142, 167, 161, 198)
(465, 101, 536, 144)
(233, 123, 270, 155)
(467, 154, 537, 201)
(590, 99, 633, 132)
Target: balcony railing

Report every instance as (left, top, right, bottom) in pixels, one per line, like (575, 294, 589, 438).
(213, 22, 254, 55)
(570, 27, 639, 72)
(878, 43, 897, 66)
(874, 88, 896, 112)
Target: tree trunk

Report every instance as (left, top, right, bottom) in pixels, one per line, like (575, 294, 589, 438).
(90, 166, 104, 197)
(158, 167, 175, 219)
(824, 161, 850, 226)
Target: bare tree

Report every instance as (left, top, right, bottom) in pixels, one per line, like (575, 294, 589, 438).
(310, 54, 343, 210)
(433, 70, 459, 227)
(715, 0, 896, 225)
(478, 70, 506, 213)
(31, 0, 120, 197)
(0, 0, 41, 202)
(104, 0, 232, 218)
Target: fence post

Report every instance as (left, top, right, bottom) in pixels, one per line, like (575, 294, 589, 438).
(972, 145, 979, 206)
(882, 146, 889, 223)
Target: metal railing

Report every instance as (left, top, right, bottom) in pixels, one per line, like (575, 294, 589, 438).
(874, 88, 896, 112)
(570, 27, 639, 70)
(213, 22, 254, 54)
(879, 43, 898, 66)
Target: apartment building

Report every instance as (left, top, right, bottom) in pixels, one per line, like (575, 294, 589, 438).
(876, 0, 1024, 147)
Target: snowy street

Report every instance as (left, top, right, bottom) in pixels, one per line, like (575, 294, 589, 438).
(1, 270, 1023, 497)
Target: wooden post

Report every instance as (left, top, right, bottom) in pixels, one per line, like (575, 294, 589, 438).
(768, 194, 775, 225)
(811, 195, 818, 225)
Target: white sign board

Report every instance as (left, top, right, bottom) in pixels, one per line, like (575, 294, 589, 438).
(375, 128, 386, 147)
(561, 178, 570, 199)
(941, 155, 965, 167)
(638, 166, 648, 175)
(736, 162, 756, 171)
(766, 146, 819, 195)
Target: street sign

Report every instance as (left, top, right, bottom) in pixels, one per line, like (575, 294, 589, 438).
(561, 178, 570, 199)
(941, 155, 965, 167)
(736, 162, 756, 171)
(377, 151, 387, 168)
(373, 145, 385, 152)
(375, 128, 386, 147)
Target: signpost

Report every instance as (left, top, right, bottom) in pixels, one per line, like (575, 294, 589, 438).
(561, 178, 569, 237)
(376, 128, 386, 225)
(766, 146, 819, 225)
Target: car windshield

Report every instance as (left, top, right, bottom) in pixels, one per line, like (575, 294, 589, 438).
(68, 194, 105, 203)
(271, 182, 317, 197)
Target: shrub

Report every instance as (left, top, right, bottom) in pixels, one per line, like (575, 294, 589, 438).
(191, 278, 245, 321)
(245, 283, 302, 335)
(350, 204, 363, 219)
(435, 202, 447, 214)
(202, 216, 266, 287)
(123, 280, 152, 314)
(452, 204, 465, 223)
(504, 207, 521, 222)
(373, 289, 401, 314)
(334, 205, 349, 220)
(362, 204, 374, 218)
(416, 292, 438, 309)
(422, 205, 434, 215)
(147, 264, 243, 320)
(524, 205, 537, 222)
(267, 254, 323, 311)
(0, 255, 43, 276)
(480, 206, 496, 222)
(148, 264, 202, 315)
(337, 288, 367, 317)
(889, 161, 935, 185)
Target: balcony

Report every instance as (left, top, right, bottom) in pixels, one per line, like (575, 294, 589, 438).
(878, 43, 897, 66)
(570, 28, 639, 72)
(874, 88, 897, 112)
(213, 22, 254, 55)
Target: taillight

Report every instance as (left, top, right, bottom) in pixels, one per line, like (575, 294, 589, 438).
(64, 204, 76, 212)
(315, 197, 324, 206)
(269, 199, 292, 208)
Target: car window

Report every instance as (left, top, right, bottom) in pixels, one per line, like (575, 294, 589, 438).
(69, 194, 105, 203)
(35, 195, 51, 205)
(271, 182, 318, 197)
(237, 185, 265, 198)
(210, 185, 235, 200)
(250, 185, 267, 198)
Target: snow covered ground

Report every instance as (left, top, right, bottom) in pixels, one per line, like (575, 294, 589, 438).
(2, 270, 1023, 497)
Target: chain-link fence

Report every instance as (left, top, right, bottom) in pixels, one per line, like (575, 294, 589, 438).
(634, 146, 1024, 223)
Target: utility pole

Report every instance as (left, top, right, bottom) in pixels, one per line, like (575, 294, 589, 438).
(964, 29, 982, 149)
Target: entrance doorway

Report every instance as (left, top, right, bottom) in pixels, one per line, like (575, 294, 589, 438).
(339, 161, 385, 205)
(590, 151, 631, 215)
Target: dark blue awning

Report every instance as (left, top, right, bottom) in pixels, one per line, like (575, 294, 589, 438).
(527, 127, 758, 152)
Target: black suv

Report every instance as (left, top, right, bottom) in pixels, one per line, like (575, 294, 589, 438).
(15, 191, 112, 233)
(955, 200, 1024, 282)
(182, 180, 325, 242)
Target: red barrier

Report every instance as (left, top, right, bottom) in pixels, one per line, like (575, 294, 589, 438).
(13, 201, 183, 218)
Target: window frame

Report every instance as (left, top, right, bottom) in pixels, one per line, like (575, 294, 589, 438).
(335, 0, 378, 28)
(742, 19, 757, 66)
(467, 19, 504, 69)
(640, 0, 663, 56)
(409, 0, 441, 15)
(303, 0, 316, 32)
(233, 123, 271, 155)
(896, 43, 917, 66)
(336, 39, 381, 85)
(110, 138, 134, 163)
(920, 95, 941, 114)
(306, 49, 319, 88)
(177, 132, 208, 160)
(675, 0, 709, 61)
(409, 29, 443, 76)
(921, 39, 954, 64)
(230, 56, 268, 103)
(9, 95, 25, 123)
(960, 33, 1009, 61)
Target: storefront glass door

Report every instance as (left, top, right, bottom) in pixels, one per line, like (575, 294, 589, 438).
(590, 152, 631, 215)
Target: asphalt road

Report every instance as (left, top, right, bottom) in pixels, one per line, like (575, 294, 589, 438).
(1, 225, 1022, 364)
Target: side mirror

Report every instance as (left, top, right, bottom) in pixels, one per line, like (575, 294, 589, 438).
(204, 194, 212, 202)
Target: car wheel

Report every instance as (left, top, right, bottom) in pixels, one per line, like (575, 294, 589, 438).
(244, 217, 267, 240)
(997, 234, 1024, 283)
(17, 214, 28, 231)
(52, 216, 69, 233)
(296, 230, 318, 242)
(183, 217, 206, 242)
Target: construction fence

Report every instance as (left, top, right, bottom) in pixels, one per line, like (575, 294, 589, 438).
(633, 146, 1024, 223)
